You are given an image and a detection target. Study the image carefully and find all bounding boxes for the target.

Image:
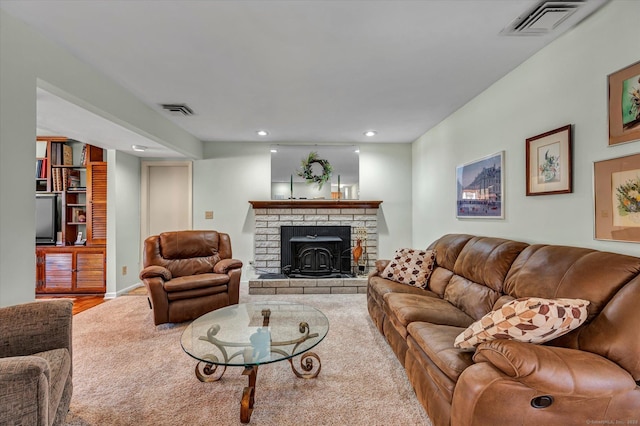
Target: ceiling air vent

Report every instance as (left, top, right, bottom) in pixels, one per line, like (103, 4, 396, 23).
(160, 103, 194, 116)
(501, 1, 585, 35)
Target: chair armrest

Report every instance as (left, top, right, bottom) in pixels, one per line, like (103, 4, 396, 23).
(473, 339, 637, 397)
(0, 300, 72, 359)
(214, 258, 243, 274)
(139, 265, 172, 281)
(0, 356, 50, 425)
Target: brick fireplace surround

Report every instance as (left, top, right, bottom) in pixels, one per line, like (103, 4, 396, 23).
(248, 200, 382, 295)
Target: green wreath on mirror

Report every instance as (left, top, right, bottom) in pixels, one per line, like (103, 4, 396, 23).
(297, 151, 333, 190)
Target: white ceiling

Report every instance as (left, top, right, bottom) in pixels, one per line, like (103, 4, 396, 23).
(1, 0, 608, 152)
(36, 87, 185, 158)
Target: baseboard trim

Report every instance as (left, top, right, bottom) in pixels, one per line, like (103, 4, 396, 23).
(106, 282, 144, 299)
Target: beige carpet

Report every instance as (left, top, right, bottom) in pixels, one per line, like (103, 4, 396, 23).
(64, 287, 431, 425)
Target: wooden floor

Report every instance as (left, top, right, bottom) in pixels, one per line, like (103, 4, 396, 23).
(38, 295, 107, 315)
(71, 296, 107, 314)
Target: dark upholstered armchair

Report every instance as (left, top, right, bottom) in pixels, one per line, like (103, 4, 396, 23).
(0, 299, 73, 426)
(140, 230, 243, 325)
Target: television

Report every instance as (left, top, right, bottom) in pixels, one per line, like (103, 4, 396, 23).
(36, 193, 58, 245)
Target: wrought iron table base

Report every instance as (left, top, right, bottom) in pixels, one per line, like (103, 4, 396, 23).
(195, 351, 321, 423)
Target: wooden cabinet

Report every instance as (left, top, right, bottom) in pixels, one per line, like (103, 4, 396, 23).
(36, 246, 106, 294)
(86, 162, 107, 246)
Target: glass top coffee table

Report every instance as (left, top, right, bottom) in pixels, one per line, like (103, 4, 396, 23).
(181, 301, 329, 423)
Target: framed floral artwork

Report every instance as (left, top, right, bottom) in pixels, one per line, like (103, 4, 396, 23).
(456, 151, 504, 219)
(608, 61, 640, 146)
(594, 153, 640, 243)
(526, 125, 572, 196)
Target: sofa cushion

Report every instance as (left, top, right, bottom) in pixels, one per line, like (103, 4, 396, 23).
(163, 273, 229, 292)
(368, 275, 437, 307)
(427, 234, 474, 271)
(427, 267, 455, 297)
(453, 237, 529, 293)
(444, 275, 500, 320)
(441, 237, 528, 320)
(407, 322, 473, 383)
(384, 292, 475, 332)
(503, 244, 640, 316)
(578, 276, 640, 381)
(32, 348, 71, 425)
(381, 248, 437, 288)
(454, 297, 590, 350)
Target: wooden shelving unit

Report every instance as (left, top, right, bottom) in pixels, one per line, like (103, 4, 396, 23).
(35, 136, 108, 295)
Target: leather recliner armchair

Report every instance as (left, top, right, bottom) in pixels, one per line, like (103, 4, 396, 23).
(140, 230, 243, 325)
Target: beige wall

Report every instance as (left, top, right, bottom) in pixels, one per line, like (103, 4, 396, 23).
(412, 0, 640, 256)
(0, 10, 38, 306)
(106, 150, 143, 297)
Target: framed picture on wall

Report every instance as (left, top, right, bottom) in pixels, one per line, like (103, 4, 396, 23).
(608, 61, 640, 146)
(594, 153, 640, 243)
(456, 151, 504, 219)
(526, 125, 572, 196)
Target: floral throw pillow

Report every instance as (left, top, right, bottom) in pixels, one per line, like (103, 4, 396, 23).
(454, 297, 590, 351)
(381, 248, 437, 289)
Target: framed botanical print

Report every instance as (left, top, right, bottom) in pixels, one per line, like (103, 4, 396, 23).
(526, 125, 572, 196)
(608, 61, 640, 146)
(594, 153, 640, 243)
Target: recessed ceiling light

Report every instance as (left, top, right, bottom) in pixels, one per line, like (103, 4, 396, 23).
(364, 130, 377, 137)
(257, 130, 269, 136)
(131, 145, 147, 152)
(270, 149, 278, 153)
(355, 149, 360, 153)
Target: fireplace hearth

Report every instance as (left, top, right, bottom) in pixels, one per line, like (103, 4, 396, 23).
(281, 226, 351, 278)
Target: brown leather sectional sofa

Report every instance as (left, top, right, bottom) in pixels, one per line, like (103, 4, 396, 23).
(367, 234, 640, 425)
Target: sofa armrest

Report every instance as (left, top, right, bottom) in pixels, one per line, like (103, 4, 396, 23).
(0, 356, 50, 425)
(374, 259, 390, 274)
(473, 339, 637, 397)
(0, 300, 72, 359)
(214, 258, 243, 275)
(139, 265, 172, 281)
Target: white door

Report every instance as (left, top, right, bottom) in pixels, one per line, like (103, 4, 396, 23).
(141, 161, 192, 241)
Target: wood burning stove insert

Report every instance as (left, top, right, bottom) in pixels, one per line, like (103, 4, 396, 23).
(280, 226, 351, 278)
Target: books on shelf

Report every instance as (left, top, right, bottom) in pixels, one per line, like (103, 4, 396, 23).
(50, 141, 73, 166)
(52, 168, 62, 191)
(52, 167, 75, 191)
(67, 169, 81, 189)
(80, 145, 87, 166)
(36, 158, 48, 179)
(63, 144, 73, 165)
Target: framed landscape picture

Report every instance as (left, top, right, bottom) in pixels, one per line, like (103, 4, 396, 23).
(526, 125, 572, 196)
(456, 151, 504, 219)
(594, 153, 640, 243)
(608, 61, 640, 146)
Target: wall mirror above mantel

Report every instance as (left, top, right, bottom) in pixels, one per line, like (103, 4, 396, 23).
(271, 145, 359, 200)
